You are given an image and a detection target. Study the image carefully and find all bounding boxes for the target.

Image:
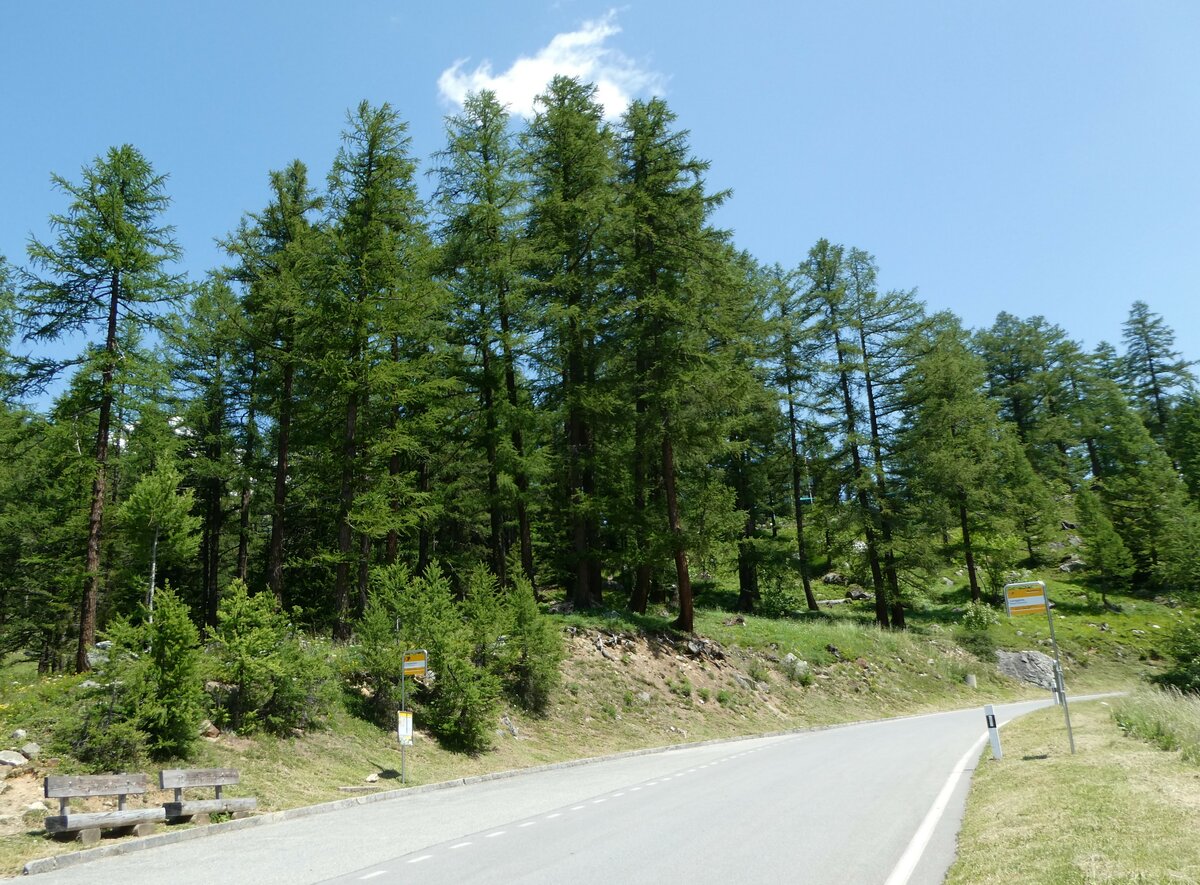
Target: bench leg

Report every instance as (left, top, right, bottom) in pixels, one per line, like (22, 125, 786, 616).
(62, 828, 101, 847)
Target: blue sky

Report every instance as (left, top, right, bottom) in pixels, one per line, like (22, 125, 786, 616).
(3, 1, 1197, 367)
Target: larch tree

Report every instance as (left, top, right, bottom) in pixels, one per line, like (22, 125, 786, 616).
(612, 97, 728, 631)
(766, 265, 821, 611)
(898, 313, 1013, 603)
(320, 101, 437, 636)
(433, 90, 537, 587)
(224, 160, 323, 605)
(523, 76, 619, 610)
(1120, 301, 1194, 444)
(19, 145, 184, 671)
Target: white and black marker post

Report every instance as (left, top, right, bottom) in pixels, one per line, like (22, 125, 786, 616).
(1003, 581, 1075, 754)
(984, 704, 1003, 760)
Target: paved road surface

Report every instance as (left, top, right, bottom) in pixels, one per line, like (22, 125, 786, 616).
(24, 698, 1062, 884)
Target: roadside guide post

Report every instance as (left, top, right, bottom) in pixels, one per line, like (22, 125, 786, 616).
(984, 704, 1003, 760)
(399, 649, 428, 784)
(1002, 581, 1075, 754)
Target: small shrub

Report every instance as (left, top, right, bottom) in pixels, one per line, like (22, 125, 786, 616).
(698, 687, 711, 702)
(1152, 623, 1200, 695)
(666, 677, 693, 698)
(748, 665, 771, 684)
(209, 579, 335, 735)
(65, 709, 146, 772)
(716, 689, 734, 706)
(503, 576, 563, 715)
(960, 602, 999, 632)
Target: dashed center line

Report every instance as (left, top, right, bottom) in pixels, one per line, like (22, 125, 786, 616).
(571, 805, 586, 811)
(630, 787, 641, 792)
(546, 813, 562, 819)
(593, 798, 606, 804)
(613, 792, 625, 797)
(409, 855, 433, 864)
(486, 831, 506, 838)
(450, 842, 472, 850)
(360, 873, 387, 881)
(519, 821, 537, 827)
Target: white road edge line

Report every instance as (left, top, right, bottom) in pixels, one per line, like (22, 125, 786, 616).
(882, 732, 987, 885)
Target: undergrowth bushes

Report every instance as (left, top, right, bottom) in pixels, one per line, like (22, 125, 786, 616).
(352, 563, 562, 754)
(206, 579, 336, 735)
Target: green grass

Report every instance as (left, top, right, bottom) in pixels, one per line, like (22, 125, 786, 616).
(947, 699, 1200, 884)
(1112, 686, 1200, 763)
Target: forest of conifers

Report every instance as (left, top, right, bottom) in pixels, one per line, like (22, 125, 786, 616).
(1, 77, 1198, 676)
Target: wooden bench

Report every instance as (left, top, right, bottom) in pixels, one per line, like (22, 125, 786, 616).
(43, 774, 165, 845)
(160, 768, 256, 824)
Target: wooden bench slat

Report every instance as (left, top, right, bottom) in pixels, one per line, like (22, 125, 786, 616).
(45, 774, 149, 798)
(159, 768, 241, 789)
(164, 797, 256, 818)
(44, 807, 165, 834)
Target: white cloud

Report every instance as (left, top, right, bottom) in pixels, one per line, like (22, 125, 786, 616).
(437, 11, 663, 119)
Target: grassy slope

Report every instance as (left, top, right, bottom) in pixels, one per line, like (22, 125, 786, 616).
(0, 575, 1187, 876)
(946, 699, 1200, 884)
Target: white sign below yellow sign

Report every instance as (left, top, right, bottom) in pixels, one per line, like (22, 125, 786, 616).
(397, 711, 413, 746)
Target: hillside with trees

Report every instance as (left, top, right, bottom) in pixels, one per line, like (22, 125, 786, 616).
(1, 78, 1198, 772)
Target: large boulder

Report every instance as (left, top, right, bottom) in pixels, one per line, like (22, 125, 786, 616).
(0, 750, 26, 768)
(995, 650, 1057, 691)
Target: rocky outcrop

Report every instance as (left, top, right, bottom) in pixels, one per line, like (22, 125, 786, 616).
(995, 650, 1057, 691)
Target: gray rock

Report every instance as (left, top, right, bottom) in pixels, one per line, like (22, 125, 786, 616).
(821, 572, 848, 586)
(198, 719, 220, 738)
(0, 750, 27, 767)
(20, 742, 40, 759)
(995, 650, 1058, 692)
(500, 714, 519, 737)
(1059, 555, 1086, 573)
(845, 587, 871, 601)
(637, 691, 651, 703)
(10, 729, 26, 741)
(364, 773, 379, 783)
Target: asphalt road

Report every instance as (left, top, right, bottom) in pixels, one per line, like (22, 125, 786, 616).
(24, 698, 1061, 885)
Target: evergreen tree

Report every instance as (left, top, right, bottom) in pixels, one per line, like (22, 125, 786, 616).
(319, 102, 437, 636)
(1074, 486, 1133, 607)
(898, 313, 1014, 603)
(433, 90, 537, 587)
(1121, 300, 1194, 443)
(224, 161, 323, 605)
(19, 145, 185, 671)
(612, 97, 727, 631)
(523, 76, 619, 610)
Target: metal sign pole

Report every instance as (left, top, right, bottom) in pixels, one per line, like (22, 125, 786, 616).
(1003, 580, 1075, 755)
(1043, 606, 1076, 754)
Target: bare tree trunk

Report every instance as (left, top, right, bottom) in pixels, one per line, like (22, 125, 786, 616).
(269, 355, 292, 601)
(497, 287, 535, 586)
(959, 493, 981, 603)
(334, 388, 358, 641)
(662, 426, 693, 632)
(77, 271, 120, 673)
